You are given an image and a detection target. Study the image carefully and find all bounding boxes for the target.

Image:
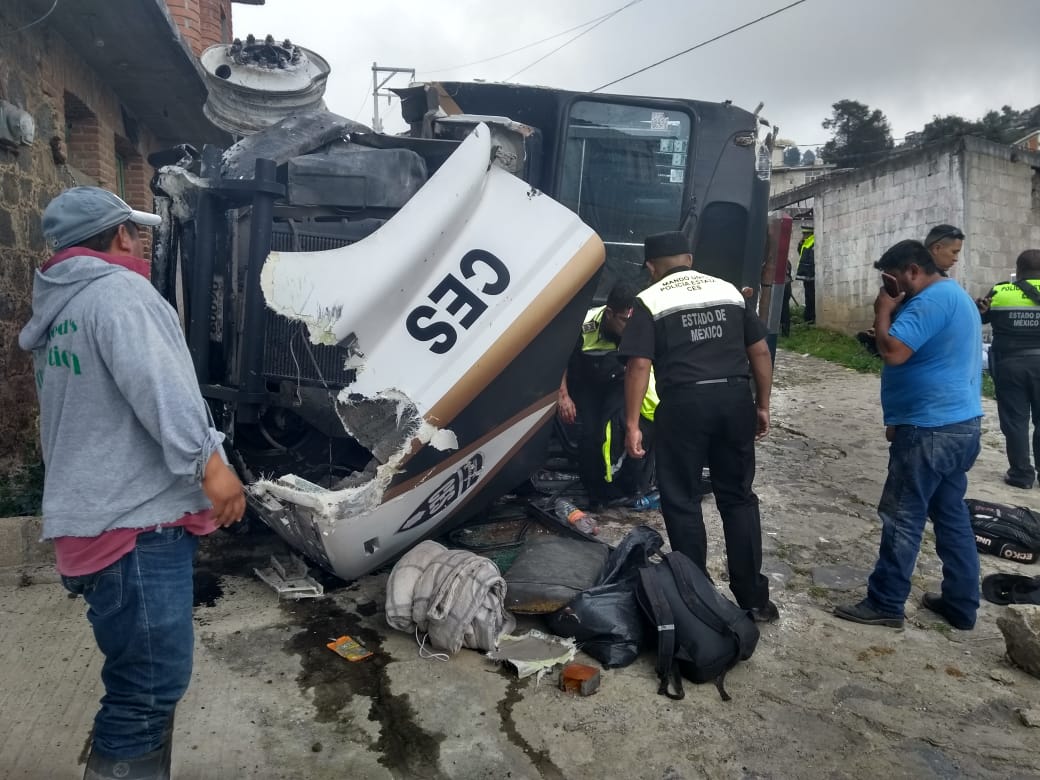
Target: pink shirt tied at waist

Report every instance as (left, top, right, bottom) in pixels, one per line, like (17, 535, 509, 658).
(54, 510, 218, 577)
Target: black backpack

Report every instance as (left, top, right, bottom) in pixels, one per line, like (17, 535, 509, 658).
(636, 552, 759, 701)
(966, 498, 1040, 565)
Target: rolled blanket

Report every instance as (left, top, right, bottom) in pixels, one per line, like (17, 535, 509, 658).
(385, 540, 516, 654)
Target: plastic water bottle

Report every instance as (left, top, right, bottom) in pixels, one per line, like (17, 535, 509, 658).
(632, 492, 661, 511)
(553, 498, 598, 535)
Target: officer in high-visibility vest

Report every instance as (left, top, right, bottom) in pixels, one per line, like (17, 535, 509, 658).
(979, 248, 1040, 488)
(795, 226, 816, 324)
(619, 231, 778, 622)
(558, 282, 658, 507)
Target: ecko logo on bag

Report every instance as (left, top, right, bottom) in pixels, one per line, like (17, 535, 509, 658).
(397, 454, 484, 533)
(1001, 546, 1036, 563)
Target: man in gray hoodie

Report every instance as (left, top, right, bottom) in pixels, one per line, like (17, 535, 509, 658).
(19, 186, 246, 780)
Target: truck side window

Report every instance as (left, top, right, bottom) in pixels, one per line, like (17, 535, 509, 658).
(558, 101, 692, 299)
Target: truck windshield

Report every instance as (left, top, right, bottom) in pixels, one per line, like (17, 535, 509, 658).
(558, 100, 692, 295)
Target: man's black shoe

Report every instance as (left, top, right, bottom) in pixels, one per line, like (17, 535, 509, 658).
(749, 601, 779, 623)
(833, 600, 904, 628)
(1003, 473, 1033, 489)
(920, 592, 975, 630)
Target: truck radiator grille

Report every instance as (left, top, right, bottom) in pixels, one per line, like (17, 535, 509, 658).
(262, 227, 356, 386)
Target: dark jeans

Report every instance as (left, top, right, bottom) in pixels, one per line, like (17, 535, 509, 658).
(62, 526, 198, 759)
(866, 419, 981, 626)
(992, 354, 1040, 485)
(654, 382, 769, 609)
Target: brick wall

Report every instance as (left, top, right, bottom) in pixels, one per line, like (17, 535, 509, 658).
(167, 0, 233, 57)
(0, 2, 163, 472)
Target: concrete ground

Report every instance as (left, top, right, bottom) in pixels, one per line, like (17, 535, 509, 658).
(2, 350, 1040, 780)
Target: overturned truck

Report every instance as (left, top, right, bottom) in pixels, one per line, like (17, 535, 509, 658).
(151, 41, 772, 581)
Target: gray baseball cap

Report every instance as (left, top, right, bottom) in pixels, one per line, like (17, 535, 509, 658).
(42, 186, 162, 251)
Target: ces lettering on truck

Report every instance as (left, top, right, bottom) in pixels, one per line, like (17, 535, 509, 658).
(406, 249, 510, 354)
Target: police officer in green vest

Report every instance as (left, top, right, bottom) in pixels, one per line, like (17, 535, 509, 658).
(795, 226, 816, 324)
(558, 282, 658, 507)
(619, 231, 778, 622)
(979, 249, 1040, 488)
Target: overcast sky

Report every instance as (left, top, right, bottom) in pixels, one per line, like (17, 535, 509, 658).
(232, 0, 1039, 153)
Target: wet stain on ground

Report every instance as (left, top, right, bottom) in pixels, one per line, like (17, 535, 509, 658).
(496, 672, 566, 780)
(281, 598, 445, 779)
(193, 570, 224, 608)
(356, 600, 379, 617)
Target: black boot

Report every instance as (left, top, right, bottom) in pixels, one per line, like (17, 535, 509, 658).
(83, 713, 173, 780)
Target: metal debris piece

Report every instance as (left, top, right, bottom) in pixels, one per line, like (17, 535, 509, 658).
(254, 554, 324, 599)
(486, 629, 576, 679)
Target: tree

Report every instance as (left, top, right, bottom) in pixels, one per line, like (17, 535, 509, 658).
(782, 146, 802, 166)
(920, 114, 977, 144)
(919, 104, 1040, 145)
(821, 100, 894, 168)
(801, 149, 816, 166)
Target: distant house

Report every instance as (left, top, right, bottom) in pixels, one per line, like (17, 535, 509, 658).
(770, 136, 1040, 334)
(0, 0, 260, 473)
(1014, 129, 1040, 153)
(768, 141, 837, 199)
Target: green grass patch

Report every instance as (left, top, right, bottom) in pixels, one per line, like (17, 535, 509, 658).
(779, 322, 883, 375)
(778, 307, 995, 398)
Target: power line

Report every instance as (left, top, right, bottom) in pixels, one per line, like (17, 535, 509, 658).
(591, 0, 808, 93)
(354, 87, 371, 124)
(421, 4, 635, 75)
(506, 0, 643, 81)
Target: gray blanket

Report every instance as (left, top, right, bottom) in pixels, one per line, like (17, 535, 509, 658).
(385, 540, 516, 654)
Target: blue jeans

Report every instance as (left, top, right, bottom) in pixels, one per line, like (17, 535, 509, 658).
(62, 526, 198, 759)
(866, 419, 982, 626)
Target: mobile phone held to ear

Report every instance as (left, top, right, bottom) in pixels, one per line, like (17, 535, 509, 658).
(881, 273, 900, 297)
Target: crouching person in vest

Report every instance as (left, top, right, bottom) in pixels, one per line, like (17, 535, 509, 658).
(558, 281, 658, 508)
(619, 231, 779, 623)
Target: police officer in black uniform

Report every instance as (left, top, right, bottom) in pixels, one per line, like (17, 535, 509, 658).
(619, 231, 778, 622)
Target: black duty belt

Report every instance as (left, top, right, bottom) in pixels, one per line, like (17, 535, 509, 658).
(692, 376, 750, 386)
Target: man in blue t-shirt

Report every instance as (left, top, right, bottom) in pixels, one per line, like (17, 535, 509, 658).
(836, 240, 983, 631)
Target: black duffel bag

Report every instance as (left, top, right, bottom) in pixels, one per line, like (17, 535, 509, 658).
(966, 498, 1040, 565)
(545, 525, 663, 668)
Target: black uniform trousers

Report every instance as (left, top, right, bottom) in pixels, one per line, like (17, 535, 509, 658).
(654, 379, 770, 609)
(574, 383, 655, 505)
(992, 352, 1040, 486)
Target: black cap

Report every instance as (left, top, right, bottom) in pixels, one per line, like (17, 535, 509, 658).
(644, 231, 690, 262)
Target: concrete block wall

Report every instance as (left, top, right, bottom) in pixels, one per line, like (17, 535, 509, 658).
(814, 145, 965, 333)
(962, 140, 1040, 293)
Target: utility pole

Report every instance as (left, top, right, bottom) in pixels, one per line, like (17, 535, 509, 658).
(371, 63, 415, 133)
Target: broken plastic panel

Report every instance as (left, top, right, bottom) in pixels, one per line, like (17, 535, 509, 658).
(248, 124, 604, 581)
(254, 554, 325, 599)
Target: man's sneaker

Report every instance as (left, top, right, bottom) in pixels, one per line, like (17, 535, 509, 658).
(920, 592, 975, 630)
(749, 600, 780, 623)
(833, 600, 904, 629)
